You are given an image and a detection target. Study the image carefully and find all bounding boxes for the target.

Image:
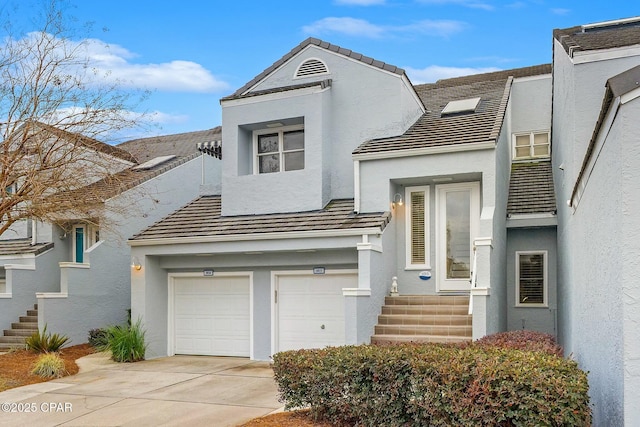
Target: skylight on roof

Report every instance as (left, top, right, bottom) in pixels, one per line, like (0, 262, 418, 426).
(441, 97, 481, 116)
(133, 155, 176, 171)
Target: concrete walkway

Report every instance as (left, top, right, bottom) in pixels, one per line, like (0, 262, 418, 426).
(0, 353, 282, 426)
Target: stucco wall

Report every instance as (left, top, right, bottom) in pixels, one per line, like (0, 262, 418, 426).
(552, 42, 640, 425)
(221, 45, 423, 216)
(38, 156, 209, 345)
(359, 149, 495, 295)
(506, 227, 557, 335)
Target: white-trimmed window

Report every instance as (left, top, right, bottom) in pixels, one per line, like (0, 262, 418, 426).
(253, 126, 304, 174)
(516, 251, 548, 307)
(513, 131, 550, 160)
(405, 186, 430, 269)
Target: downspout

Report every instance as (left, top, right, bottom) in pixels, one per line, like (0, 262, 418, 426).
(353, 160, 360, 213)
(31, 219, 36, 246)
(201, 152, 205, 185)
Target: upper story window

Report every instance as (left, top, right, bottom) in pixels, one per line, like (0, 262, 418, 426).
(254, 126, 304, 174)
(513, 131, 550, 160)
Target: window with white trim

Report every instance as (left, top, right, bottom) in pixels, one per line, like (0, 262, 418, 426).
(253, 126, 304, 174)
(516, 251, 547, 307)
(513, 131, 550, 160)
(405, 186, 430, 269)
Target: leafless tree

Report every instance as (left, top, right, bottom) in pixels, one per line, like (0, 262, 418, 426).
(0, 0, 149, 236)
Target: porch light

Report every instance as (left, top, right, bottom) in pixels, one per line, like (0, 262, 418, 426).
(131, 256, 142, 271)
(392, 193, 403, 208)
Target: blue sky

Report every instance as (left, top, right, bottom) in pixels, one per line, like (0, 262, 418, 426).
(4, 1, 639, 142)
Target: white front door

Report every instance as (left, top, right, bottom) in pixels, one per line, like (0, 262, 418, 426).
(436, 182, 480, 292)
(171, 274, 251, 357)
(273, 271, 355, 353)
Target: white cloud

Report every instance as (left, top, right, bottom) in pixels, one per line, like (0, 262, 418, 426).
(416, 0, 494, 11)
(303, 17, 385, 38)
(405, 65, 501, 84)
(303, 17, 465, 38)
(80, 38, 229, 93)
(334, 0, 386, 4)
(15, 33, 228, 93)
(551, 8, 570, 15)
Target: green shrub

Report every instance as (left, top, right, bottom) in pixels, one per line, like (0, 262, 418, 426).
(88, 328, 108, 348)
(98, 318, 147, 363)
(476, 330, 563, 357)
(272, 343, 591, 427)
(26, 325, 70, 353)
(31, 352, 67, 378)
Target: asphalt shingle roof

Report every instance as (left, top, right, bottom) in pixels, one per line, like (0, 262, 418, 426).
(0, 239, 53, 256)
(131, 196, 390, 241)
(117, 127, 221, 163)
(353, 64, 551, 156)
(554, 17, 640, 56)
(507, 161, 557, 216)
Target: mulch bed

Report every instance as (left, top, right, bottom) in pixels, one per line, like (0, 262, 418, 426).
(0, 343, 95, 392)
(238, 409, 335, 427)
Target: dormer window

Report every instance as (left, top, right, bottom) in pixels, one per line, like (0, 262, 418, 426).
(254, 125, 304, 174)
(513, 131, 550, 160)
(295, 58, 329, 78)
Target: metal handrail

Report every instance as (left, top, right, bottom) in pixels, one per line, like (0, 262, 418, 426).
(468, 244, 477, 315)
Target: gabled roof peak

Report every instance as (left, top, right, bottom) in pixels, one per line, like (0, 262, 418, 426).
(230, 37, 405, 97)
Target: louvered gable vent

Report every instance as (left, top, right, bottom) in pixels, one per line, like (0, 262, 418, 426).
(295, 58, 329, 78)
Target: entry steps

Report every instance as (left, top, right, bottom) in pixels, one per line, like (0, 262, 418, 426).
(0, 304, 38, 351)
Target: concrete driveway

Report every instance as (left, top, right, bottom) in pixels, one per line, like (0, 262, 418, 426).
(0, 353, 282, 426)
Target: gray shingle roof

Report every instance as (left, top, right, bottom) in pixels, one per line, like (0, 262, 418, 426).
(230, 38, 405, 97)
(507, 161, 557, 216)
(51, 128, 222, 205)
(131, 196, 390, 241)
(554, 17, 640, 57)
(117, 127, 221, 163)
(353, 65, 551, 156)
(0, 239, 53, 256)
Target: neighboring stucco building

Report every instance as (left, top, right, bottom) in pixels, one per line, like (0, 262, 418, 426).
(0, 127, 221, 348)
(124, 16, 638, 426)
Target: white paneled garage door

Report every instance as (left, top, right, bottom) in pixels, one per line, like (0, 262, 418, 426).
(275, 271, 356, 353)
(171, 274, 250, 357)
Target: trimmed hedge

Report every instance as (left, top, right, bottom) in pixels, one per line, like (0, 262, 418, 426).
(475, 330, 563, 357)
(272, 342, 591, 426)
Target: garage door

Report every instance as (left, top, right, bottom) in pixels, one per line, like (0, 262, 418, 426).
(172, 275, 250, 357)
(275, 272, 356, 352)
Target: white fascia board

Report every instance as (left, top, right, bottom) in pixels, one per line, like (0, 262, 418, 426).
(352, 141, 495, 161)
(129, 227, 384, 247)
(513, 73, 552, 83)
(621, 86, 640, 105)
(0, 253, 36, 261)
(572, 45, 640, 64)
(221, 84, 330, 108)
(506, 215, 558, 229)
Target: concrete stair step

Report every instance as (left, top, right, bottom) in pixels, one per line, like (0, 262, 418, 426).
(377, 313, 471, 326)
(19, 315, 38, 323)
(371, 334, 471, 345)
(385, 295, 469, 306)
(10, 322, 38, 330)
(26, 310, 38, 317)
(375, 324, 472, 337)
(381, 304, 469, 316)
(3, 329, 36, 337)
(0, 336, 28, 344)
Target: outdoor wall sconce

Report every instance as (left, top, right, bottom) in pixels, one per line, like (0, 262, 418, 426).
(392, 193, 403, 208)
(131, 256, 142, 271)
